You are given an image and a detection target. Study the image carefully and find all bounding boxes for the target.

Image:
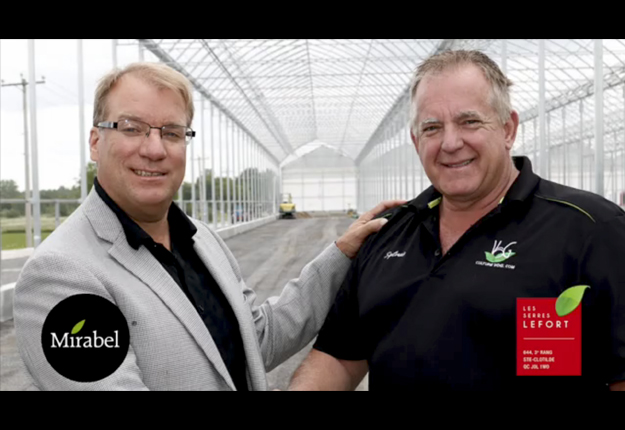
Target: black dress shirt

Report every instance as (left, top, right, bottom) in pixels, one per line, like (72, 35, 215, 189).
(94, 177, 248, 391)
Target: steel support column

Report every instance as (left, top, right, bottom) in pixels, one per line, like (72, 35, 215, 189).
(580, 101, 584, 190)
(539, 39, 547, 178)
(594, 39, 604, 196)
(210, 103, 217, 227)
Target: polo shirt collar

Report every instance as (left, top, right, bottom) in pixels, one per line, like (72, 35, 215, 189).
(94, 176, 197, 250)
(409, 186, 441, 213)
(503, 156, 541, 205)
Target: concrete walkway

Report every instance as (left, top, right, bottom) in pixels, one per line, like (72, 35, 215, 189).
(1, 248, 34, 261)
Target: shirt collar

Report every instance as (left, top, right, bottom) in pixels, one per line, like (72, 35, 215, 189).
(94, 176, 197, 250)
(409, 185, 441, 213)
(502, 156, 541, 205)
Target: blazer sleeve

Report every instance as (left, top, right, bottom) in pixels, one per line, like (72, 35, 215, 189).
(203, 224, 352, 372)
(14, 251, 150, 391)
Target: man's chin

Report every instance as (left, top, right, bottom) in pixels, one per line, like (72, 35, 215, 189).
(438, 183, 479, 201)
(131, 192, 174, 209)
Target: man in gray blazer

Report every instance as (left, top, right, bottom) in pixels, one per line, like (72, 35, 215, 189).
(14, 62, 401, 390)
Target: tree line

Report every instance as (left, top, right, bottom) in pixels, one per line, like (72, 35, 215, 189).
(1, 163, 277, 218)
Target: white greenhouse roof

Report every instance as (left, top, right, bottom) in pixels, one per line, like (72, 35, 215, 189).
(137, 39, 625, 164)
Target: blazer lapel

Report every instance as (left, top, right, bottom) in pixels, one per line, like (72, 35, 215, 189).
(191, 223, 268, 391)
(83, 190, 237, 390)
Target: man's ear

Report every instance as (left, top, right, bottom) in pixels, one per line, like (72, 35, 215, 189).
(89, 127, 100, 162)
(504, 110, 520, 151)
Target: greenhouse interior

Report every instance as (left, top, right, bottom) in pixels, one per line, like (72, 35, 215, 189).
(2, 39, 625, 391)
(2, 39, 625, 248)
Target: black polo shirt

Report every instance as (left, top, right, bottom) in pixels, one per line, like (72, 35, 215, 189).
(314, 156, 625, 391)
(94, 177, 249, 391)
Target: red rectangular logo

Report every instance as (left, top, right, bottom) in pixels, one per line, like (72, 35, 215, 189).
(517, 298, 581, 376)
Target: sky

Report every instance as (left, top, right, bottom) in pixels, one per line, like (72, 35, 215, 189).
(0, 39, 275, 193)
(2, 39, 122, 191)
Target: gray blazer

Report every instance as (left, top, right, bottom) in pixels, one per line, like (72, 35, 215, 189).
(14, 189, 351, 390)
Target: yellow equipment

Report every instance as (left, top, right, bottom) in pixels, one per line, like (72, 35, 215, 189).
(279, 193, 296, 219)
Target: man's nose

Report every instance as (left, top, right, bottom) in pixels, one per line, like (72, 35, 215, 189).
(440, 125, 464, 152)
(139, 128, 167, 159)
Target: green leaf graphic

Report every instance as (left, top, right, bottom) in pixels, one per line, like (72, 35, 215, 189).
(485, 252, 515, 263)
(555, 285, 590, 317)
(71, 320, 86, 335)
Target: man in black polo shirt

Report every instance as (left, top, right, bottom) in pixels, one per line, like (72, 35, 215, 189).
(289, 50, 625, 391)
(14, 62, 401, 390)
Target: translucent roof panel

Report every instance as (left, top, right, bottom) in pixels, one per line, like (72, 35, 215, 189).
(139, 39, 625, 166)
(141, 39, 442, 163)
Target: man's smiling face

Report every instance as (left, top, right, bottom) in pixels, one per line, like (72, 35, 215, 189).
(89, 74, 187, 220)
(411, 64, 518, 204)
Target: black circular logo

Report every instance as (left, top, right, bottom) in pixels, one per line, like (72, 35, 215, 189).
(41, 294, 130, 383)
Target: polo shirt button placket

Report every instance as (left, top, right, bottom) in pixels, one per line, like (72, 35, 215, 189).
(434, 249, 441, 257)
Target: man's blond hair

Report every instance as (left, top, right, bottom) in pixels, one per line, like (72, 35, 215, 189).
(92, 62, 194, 126)
(409, 50, 513, 133)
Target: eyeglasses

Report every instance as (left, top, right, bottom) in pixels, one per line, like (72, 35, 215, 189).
(97, 118, 195, 145)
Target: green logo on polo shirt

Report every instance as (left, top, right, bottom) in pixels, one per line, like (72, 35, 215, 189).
(475, 240, 517, 270)
(485, 240, 517, 263)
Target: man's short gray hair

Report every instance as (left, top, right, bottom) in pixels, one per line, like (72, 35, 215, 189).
(409, 50, 513, 133)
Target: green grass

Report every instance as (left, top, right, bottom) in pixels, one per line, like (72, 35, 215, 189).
(2, 231, 53, 250)
(0, 216, 67, 231)
(1, 216, 67, 233)
(1, 216, 66, 250)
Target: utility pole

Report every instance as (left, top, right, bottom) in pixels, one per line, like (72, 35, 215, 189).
(1, 74, 45, 248)
(78, 39, 87, 202)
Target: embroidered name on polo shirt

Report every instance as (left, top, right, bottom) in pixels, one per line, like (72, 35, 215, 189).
(384, 251, 406, 260)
